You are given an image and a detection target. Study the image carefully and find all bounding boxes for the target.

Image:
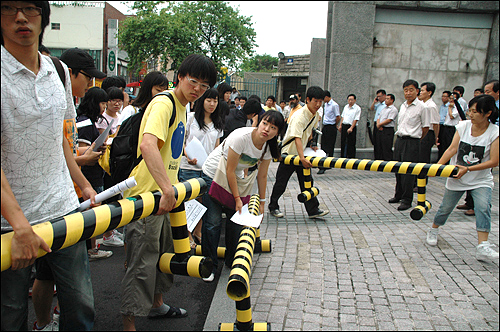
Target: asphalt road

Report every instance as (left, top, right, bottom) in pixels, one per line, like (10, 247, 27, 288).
(27, 226, 224, 331)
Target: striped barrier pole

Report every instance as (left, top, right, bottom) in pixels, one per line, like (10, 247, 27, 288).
(1, 178, 209, 273)
(282, 155, 458, 220)
(221, 195, 270, 331)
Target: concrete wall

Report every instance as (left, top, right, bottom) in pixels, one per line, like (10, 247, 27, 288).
(44, 4, 104, 50)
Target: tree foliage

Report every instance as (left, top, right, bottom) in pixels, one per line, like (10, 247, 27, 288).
(240, 54, 278, 73)
(118, 1, 256, 75)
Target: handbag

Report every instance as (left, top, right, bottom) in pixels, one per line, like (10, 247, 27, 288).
(208, 140, 266, 210)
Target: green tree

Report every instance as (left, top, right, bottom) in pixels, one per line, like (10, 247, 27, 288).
(240, 54, 279, 73)
(118, 1, 256, 76)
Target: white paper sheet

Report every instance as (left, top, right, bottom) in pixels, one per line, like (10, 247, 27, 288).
(78, 176, 137, 211)
(184, 136, 208, 168)
(184, 199, 207, 232)
(303, 147, 326, 157)
(92, 118, 114, 151)
(230, 204, 263, 228)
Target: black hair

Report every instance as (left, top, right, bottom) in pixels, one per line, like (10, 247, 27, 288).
(403, 79, 419, 89)
(217, 83, 232, 99)
(468, 94, 499, 123)
(376, 89, 387, 95)
(234, 96, 240, 101)
(193, 88, 224, 132)
(101, 76, 126, 91)
(239, 96, 247, 102)
(266, 95, 276, 103)
(1, 1, 51, 46)
(484, 80, 499, 93)
(347, 93, 357, 100)
(249, 95, 261, 104)
(306, 86, 325, 101)
(77, 87, 108, 123)
(242, 99, 262, 116)
(177, 54, 217, 88)
(475, 88, 484, 94)
(388, 94, 395, 102)
(257, 110, 286, 159)
(443, 90, 452, 97)
(421, 82, 436, 97)
(453, 86, 465, 96)
(280, 100, 285, 104)
(38, 44, 50, 55)
(133, 71, 168, 110)
(106, 87, 124, 101)
(452, 91, 460, 100)
(324, 90, 331, 98)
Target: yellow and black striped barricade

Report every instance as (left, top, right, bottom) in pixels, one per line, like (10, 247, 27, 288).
(281, 154, 458, 220)
(222, 195, 270, 331)
(1, 178, 209, 273)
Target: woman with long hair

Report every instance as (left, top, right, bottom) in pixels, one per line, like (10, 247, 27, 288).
(201, 110, 285, 282)
(426, 94, 499, 261)
(96, 87, 124, 136)
(179, 88, 224, 248)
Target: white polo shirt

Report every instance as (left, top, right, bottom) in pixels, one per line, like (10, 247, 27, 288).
(424, 98, 440, 131)
(395, 98, 431, 139)
(341, 104, 361, 126)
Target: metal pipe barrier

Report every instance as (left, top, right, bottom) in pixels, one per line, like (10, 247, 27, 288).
(221, 194, 270, 331)
(282, 154, 458, 220)
(1, 178, 211, 275)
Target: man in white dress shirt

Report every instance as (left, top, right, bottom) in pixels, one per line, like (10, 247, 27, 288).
(338, 94, 361, 158)
(389, 80, 431, 211)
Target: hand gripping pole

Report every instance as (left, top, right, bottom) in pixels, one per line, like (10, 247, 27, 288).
(282, 155, 458, 220)
(1, 178, 208, 272)
(221, 195, 270, 331)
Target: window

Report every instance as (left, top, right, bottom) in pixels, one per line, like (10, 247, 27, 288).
(51, 23, 60, 30)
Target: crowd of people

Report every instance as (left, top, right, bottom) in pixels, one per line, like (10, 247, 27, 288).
(1, 1, 498, 331)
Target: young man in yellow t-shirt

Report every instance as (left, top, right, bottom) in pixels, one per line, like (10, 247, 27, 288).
(120, 55, 217, 330)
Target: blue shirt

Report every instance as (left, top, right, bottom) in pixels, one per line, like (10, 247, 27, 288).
(323, 99, 340, 125)
(439, 102, 449, 124)
(373, 101, 386, 122)
(495, 100, 499, 126)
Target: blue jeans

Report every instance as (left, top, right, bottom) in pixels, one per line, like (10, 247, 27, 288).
(434, 187, 492, 232)
(1, 210, 94, 331)
(179, 169, 220, 271)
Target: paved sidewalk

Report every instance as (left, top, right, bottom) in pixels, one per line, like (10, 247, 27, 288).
(204, 162, 499, 331)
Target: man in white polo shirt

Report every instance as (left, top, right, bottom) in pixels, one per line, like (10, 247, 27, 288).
(389, 79, 431, 211)
(338, 94, 361, 158)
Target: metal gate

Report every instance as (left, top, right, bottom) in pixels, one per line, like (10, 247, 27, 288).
(226, 76, 277, 101)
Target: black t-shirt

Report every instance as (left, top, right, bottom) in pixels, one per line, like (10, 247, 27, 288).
(76, 114, 105, 187)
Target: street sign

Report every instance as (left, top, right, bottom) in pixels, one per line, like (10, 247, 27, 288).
(108, 51, 116, 72)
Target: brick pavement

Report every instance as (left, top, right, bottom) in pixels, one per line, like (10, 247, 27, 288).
(204, 162, 499, 331)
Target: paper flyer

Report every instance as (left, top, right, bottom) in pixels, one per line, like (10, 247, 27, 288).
(184, 136, 208, 168)
(230, 204, 263, 228)
(78, 176, 137, 211)
(184, 199, 207, 233)
(303, 147, 326, 157)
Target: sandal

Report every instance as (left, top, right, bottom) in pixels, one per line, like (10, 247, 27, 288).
(189, 238, 196, 249)
(193, 233, 201, 245)
(148, 304, 188, 319)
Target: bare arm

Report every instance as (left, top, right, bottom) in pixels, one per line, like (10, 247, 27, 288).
(256, 159, 271, 215)
(226, 147, 243, 213)
(1, 169, 51, 270)
(140, 133, 176, 214)
(63, 135, 96, 204)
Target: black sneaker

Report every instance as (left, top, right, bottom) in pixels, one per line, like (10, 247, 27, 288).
(309, 209, 329, 218)
(269, 209, 284, 218)
(317, 169, 326, 174)
(388, 197, 400, 204)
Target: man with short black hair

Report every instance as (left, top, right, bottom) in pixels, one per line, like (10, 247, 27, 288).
(453, 85, 468, 114)
(338, 94, 361, 158)
(318, 90, 340, 174)
(1, 1, 97, 330)
(389, 79, 430, 211)
(370, 89, 386, 159)
(221, 98, 261, 142)
(264, 95, 277, 111)
(269, 86, 329, 219)
(484, 79, 499, 125)
(375, 94, 398, 161)
(418, 82, 439, 166)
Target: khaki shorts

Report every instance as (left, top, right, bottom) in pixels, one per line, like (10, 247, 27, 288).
(120, 214, 174, 316)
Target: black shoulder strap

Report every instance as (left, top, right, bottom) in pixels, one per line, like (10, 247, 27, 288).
(50, 56, 66, 88)
(281, 113, 317, 149)
(152, 91, 178, 128)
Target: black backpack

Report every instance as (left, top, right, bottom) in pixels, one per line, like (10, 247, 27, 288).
(109, 91, 177, 185)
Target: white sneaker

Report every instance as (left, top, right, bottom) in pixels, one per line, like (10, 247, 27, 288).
(102, 233, 124, 247)
(202, 272, 215, 283)
(33, 320, 58, 331)
(113, 229, 124, 241)
(52, 307, 60, 324)
(426, 228, 439, 246)
(88, 248, 113, 261)
(476, 241, 499, 261)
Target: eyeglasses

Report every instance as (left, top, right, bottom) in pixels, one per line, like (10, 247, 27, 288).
(109, 99, 123, 105)
(1, 5, 42, 17)
(79, 71, 93, 81)
(186, 76, 210, 91)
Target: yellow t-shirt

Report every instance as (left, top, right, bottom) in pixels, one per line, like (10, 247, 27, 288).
(124, 92, 186, 198)
(281, 106, 319, 156)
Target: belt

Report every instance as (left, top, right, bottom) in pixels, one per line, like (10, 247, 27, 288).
(398, 135, 418, 140)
